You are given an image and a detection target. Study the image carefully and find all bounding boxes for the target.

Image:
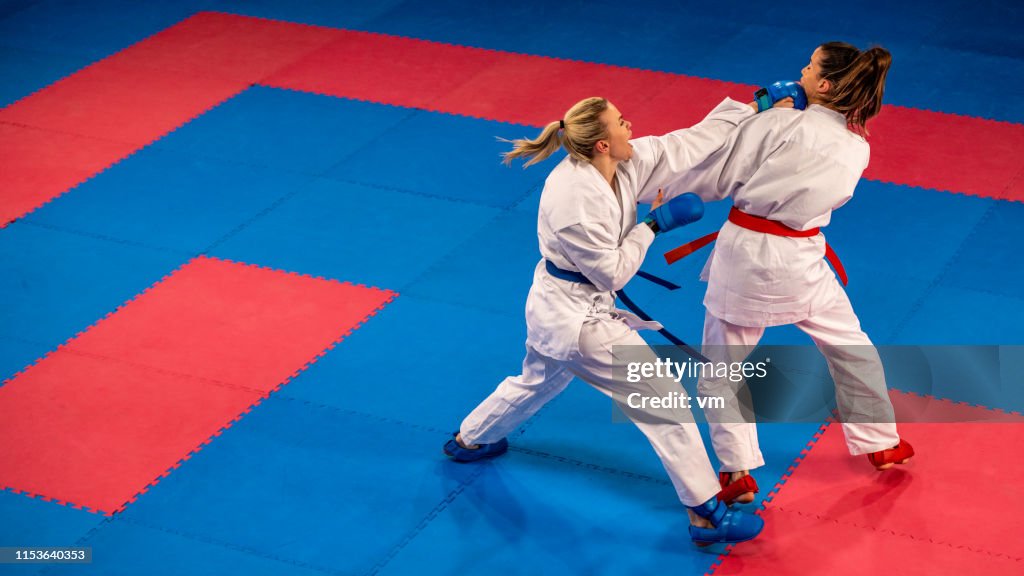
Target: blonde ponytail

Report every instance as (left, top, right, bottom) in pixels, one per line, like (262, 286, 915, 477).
(502, 97, 610, 167)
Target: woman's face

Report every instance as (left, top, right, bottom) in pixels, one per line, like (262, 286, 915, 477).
(599, 102, 633, 161)
(800, 47, 828, 103)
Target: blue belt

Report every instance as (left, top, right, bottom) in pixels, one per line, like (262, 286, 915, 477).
(543, 260, 709, 361)
(545, 259, 591, 284)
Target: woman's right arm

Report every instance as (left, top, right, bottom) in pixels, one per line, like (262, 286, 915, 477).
(659, 111, 791, 204)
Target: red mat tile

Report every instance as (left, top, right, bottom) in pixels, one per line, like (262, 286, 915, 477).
(0, 352, 261, 514)
(0, 60, 248, 144)
(432, 55, 677, 128)
(628, 76, 756, 137)
(867, 106, 1024, 201)
(264, 31, 508, 109)
(0, 256, 396, 513)
(713, 392, 1024, 573)
(0, 123, 137, 225)
(102, 11, 344, 83)
(65, 256, 396, 392)
(714, 506, 1021, 575)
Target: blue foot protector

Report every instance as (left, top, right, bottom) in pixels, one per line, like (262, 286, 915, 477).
(687, 497, 764, 545)
(443, 432, 508, 462)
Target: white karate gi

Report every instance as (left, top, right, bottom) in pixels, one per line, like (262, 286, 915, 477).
(669, 104, 901, 469)
(460, 98, 754, 507)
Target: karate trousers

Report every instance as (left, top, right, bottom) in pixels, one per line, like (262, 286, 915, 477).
(699, 289, 901, 472)
(460, 317, 721, 507)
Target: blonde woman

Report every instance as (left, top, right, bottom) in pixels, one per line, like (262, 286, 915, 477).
(444, 94, 788, 545)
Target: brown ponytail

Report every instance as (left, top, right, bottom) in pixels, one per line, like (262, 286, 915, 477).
(502, 97, 609, 167)
(817, 42, 891, 135)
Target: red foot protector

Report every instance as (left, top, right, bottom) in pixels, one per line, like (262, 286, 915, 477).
(0, 123, 137, 225)
(0, 60, 248, 145)
(714, 391, 1024, 574)
(0, 256, 395, 513)
(867, 106, 1024, 202)
(264, 31, 509, 110)
(102, 12, 344, 83)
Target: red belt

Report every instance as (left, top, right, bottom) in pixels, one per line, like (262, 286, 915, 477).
(664, 207, 848, 285)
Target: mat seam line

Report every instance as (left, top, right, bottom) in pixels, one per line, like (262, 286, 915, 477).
(114, 516, 348, 576)
(707, 419, 833, 575)
(365, 406, 552, 575)
(775, 506, 1024, 562)
(884, 201, 1001, 341)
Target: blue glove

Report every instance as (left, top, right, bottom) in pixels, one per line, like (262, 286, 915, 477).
(754, 80, 807, 112)
(643, 192, 704, 234)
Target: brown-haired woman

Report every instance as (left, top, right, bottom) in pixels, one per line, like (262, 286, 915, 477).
(668, 42, 914, 506)
(443, 94, 775, 545)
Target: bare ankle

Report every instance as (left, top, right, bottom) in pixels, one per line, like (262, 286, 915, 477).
(687, 509, 713, 529)
(456, 433, 479, 450)
(730, 470, 749, 482)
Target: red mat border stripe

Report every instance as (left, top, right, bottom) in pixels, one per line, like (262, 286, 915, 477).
(2, 11, 1023, 228)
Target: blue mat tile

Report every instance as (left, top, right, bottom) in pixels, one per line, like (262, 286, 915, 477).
(939, 201, 1024, 300)
(368, 0, 562, 55)
(0, 223, 183, 347)
(0, 490, 104, 546)
(498, 3, 746, 75)
(0, 46, 90, 108)
(377, 450, 719, 576)
(0, 0, 202, 60)
(754, 4, 945, 48)
(0, 0, 35, 21)
(325, 111, 546, 209)
(210, 0, 404, 29)
(154, 87, 415, 175)
(894, 284, 1024, 346)
(835, 271, 934, 344)
(55, 518, 328, 576)
(509, 182, 543, 214)
(887, 44, 1024, 123)
(0, 336, 52, 383)
(0, 490, 105, 575)
(24, 147, 313, 253)
(121, 395, 479, 575)
(928, 0, 1024, 60)
(280, 294, 527, 431)
(826, 180, 993, 283)
(210, 177, 502, 290)
(698, 24, 873, 86)
(403, 209, 538, 316)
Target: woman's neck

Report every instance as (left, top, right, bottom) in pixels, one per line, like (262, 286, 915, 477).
(590, 155, 618, 188)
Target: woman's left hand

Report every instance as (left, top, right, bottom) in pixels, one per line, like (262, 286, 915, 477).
(772, 96, 795, 109)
